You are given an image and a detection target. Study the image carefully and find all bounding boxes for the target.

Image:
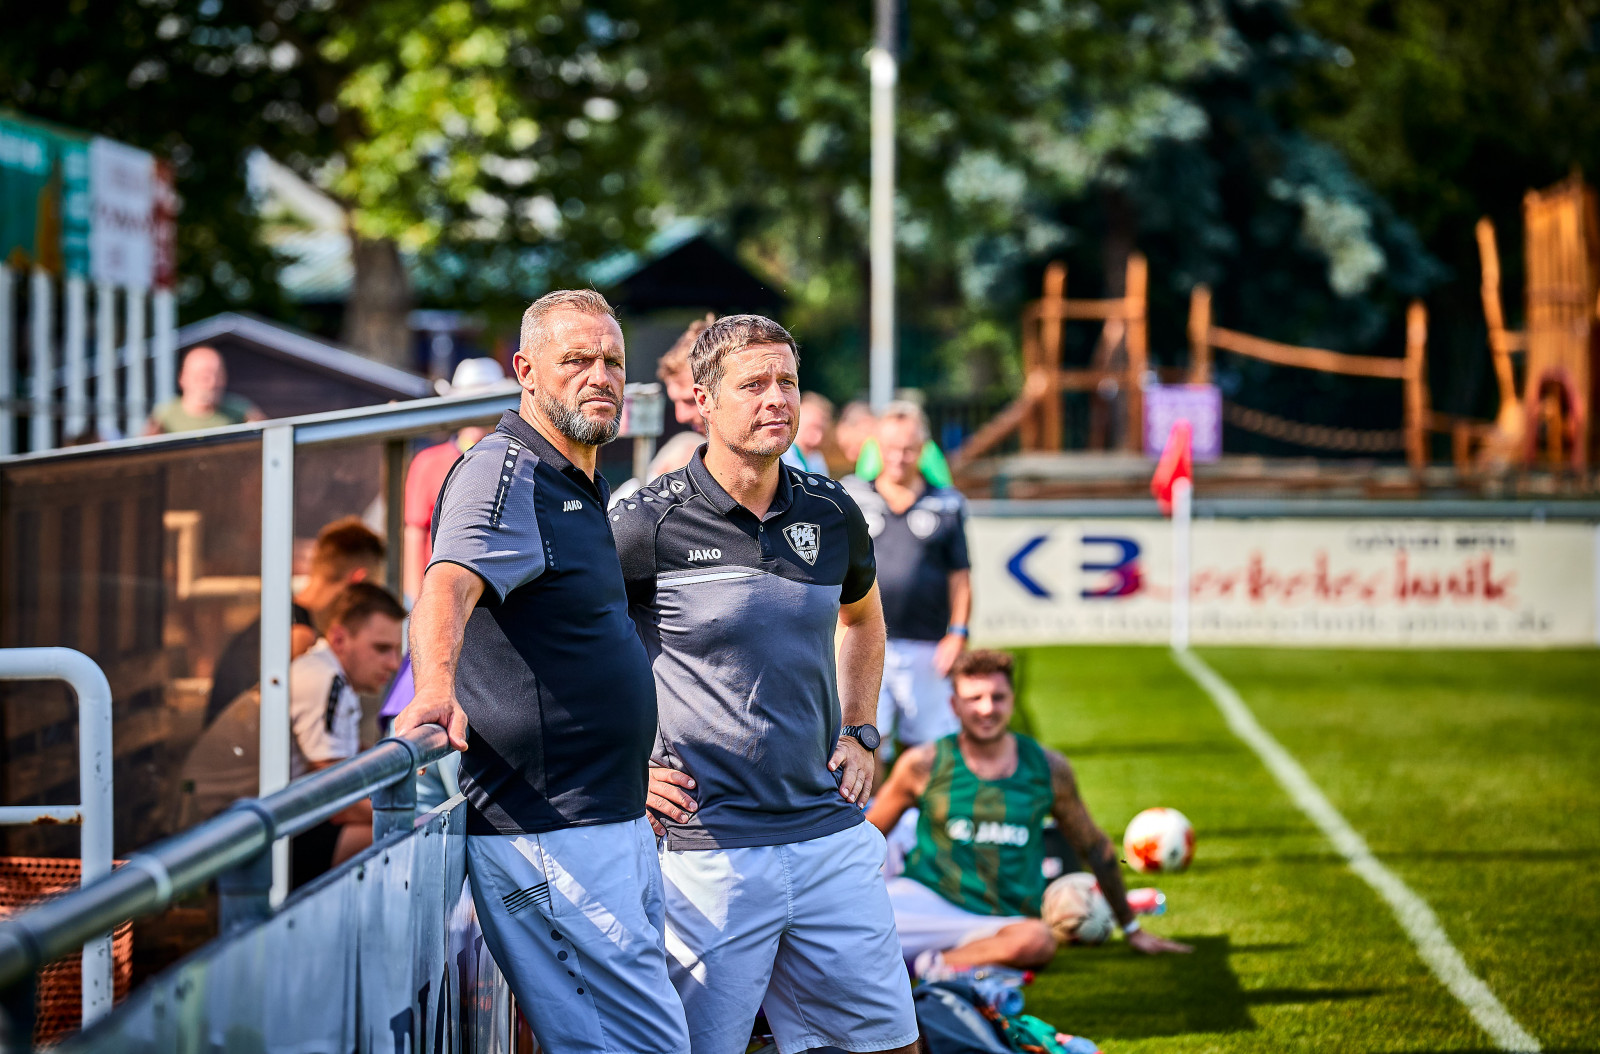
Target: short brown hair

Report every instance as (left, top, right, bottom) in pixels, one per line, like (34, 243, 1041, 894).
(689, 314, 800, 394)
(657, 313, 715, 383)
(520, 289, 616, 359)
(310, 517, 385, 580)
(322, 582, 406, 633)
(950, 649, 1014, 688)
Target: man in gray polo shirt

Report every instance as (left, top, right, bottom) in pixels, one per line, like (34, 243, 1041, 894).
(397, 289, 687, 1054)
(613, 315, 917, 1054)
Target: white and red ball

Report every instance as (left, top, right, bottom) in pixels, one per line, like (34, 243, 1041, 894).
(1122, 807, 1195, 874)
(1041, 872, 1115, 945)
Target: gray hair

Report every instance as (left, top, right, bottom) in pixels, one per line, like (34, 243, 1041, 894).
(689, 314, 800, 394)
(879, 399, 929, 441)
(519, 289, 617, 358)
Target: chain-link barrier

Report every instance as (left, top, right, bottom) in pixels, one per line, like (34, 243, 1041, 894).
(1223, 401, 1407, 453)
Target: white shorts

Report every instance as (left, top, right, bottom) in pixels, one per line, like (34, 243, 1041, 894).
(661, 821, 918, 1054)
(886, 875, 1030, 962)
(468, 817, 689, 1054)
(877, 639, 959, 755)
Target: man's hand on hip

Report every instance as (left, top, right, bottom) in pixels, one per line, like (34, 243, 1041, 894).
(828, 736, 874, 804)
(646, 767, 697, 837)
(395, 687, 470, 751)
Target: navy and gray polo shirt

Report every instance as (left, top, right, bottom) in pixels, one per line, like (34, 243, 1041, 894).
(428, 411, 657, 836)
(612, 449, 876, 851)
(841, 476, 970, 642)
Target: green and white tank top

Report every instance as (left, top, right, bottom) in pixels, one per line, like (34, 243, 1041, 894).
(901, 733, 1053, 917)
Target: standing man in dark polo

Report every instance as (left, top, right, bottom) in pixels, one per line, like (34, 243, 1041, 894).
(843, 402, 972, 770)
(395, 289, 688, 1054)
(612, 315, 917, 1054)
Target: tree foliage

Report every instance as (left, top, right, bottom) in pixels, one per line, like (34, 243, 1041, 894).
(8, 0, 1584, 432)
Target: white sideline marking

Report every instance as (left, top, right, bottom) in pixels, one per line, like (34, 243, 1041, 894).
(1172, 647, 1542, 1053)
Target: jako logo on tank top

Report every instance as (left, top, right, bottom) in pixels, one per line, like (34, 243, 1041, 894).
(945, 817, 1030, 847)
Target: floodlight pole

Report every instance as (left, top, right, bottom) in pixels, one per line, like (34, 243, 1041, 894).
(868, 0, 897, 412)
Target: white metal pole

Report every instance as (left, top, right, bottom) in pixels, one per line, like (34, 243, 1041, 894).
(867, 0, 897, 412)
(0, 647, 114, 1024)
(30, 269, 55, 452)
(152, 288, 177, 405)
(95, 283, 118, 440)
(124, 288, 148, 431)
(1171, 477, 1192, 652)
(65, 276, 89, 439)
(0, 267, 13, 457)
(260, 423, 295, 905)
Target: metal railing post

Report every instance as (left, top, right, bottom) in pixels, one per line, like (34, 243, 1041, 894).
(216, 844, 274, 934)
(259, 424, 295, 905)
(0, 648, 114, 1027)
(370, 736, 422, 841)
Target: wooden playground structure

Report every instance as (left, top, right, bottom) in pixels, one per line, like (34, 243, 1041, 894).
(1473, 173, 1599, 471)
(953, 172, 1600, 483)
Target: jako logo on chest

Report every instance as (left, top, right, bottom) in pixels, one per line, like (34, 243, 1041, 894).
(562, 499, 584, 512)
(687, 548, 723, 561)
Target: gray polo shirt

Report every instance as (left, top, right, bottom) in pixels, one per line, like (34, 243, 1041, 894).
(612, 450, 876, 850)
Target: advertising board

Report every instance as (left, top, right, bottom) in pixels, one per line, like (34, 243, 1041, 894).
(971, 517, 1599, 647)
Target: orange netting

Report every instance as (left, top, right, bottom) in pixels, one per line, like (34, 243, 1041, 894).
(0, 857, 133, 1047)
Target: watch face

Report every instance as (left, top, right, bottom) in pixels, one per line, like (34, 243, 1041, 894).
(851, 725, 881, 751)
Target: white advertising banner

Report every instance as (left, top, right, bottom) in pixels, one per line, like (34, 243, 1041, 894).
(971, 517, 1599, 647)
(88, 137, 156, 289)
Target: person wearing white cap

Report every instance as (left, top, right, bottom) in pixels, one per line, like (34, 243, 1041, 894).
(403, 357, 516, 600)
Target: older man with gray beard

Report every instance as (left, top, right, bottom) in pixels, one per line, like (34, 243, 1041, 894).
(396, 290, 688, 1054)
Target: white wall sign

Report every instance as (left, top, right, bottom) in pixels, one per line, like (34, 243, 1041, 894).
(89, 136, 156, 289)
(972, 517, 1599, 647)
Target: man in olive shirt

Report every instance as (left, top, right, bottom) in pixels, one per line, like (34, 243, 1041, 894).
(146, 345, 266, 434)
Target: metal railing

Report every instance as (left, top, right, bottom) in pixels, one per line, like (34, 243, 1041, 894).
(0, 650, 114, 1031)
(0, 723, 452, 1048)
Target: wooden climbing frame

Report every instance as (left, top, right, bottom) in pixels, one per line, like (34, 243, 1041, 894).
(954, 254, 1148, 469)
(1475, 173, 1600, 470)
(1188, 286, 1431, 470)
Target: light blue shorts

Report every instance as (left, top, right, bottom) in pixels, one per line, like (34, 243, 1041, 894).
(661, 820, 919, 1054)
(468, 816, 689, 1054)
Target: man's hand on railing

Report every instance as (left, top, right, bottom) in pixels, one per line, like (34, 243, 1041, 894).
(395, 688, 469, 752)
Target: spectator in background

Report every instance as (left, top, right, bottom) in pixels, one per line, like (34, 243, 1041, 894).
(287, 583, 405, 883)
(145, 345, 267, 435)
(205, 516, 385, 727)
(182, 582, 406, 887)
(854, 403, 955, 488)
(843, 402, 971, 768)
(606, 314, 717, 507)
(781, 391, 834, 476)
(657, 313, 715, 433)
(835, 400, 877, 465)
(402, 357, 512, 600)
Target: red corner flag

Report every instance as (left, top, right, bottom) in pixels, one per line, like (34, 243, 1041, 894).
(1151, 419, 1193, 516)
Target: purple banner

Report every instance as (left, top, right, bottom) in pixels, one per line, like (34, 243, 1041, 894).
(1145, 384, 1221, 462)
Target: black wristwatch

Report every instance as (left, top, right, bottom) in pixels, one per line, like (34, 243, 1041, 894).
(840, 724, 882, 751)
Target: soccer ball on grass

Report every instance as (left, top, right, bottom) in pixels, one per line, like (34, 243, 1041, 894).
(1121, 807, 1195, 874)
(1040, 872, 1115, 945)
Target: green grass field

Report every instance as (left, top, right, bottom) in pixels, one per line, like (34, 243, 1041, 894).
(1008, 646, 1600, 1054)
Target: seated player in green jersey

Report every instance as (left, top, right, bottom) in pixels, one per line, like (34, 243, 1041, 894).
(868, 649, 1191, 973)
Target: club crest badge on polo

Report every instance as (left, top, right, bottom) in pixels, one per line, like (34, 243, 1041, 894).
(783, 521, 820, 564)
(907, 508, 940, 539)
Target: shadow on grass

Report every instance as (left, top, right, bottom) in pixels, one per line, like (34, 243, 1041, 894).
(1025, 935, 1392, 1041)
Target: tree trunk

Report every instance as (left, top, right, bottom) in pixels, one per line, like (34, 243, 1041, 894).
(342, 235, 413, 371)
